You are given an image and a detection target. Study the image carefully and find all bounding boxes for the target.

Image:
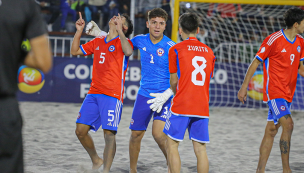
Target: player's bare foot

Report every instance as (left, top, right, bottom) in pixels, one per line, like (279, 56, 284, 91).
(92, 158, 103, 170)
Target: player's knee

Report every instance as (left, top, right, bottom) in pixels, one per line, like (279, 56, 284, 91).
(266, 127, 278, 137)
(265, 123, 278, 137)
(130, 130, 144, 141)
(104, 130, 116, 141)
(193, 143, 207, 155)
(75, 128, 87, 138)
(152, 132, 166, 144)
(281, 117, 294, 133)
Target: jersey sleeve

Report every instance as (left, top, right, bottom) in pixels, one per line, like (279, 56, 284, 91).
(255, 36, 274, 62)
(131, 37, 138, 50)
(128, 39, 134, 50)
(169, 46, 178, 73)
(25, 0, 48, 39)
(80, 38, 96, 56)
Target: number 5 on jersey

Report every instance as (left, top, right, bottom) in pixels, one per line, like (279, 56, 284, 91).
(192, 56, 207, 86)
(100, 53, 105, 64)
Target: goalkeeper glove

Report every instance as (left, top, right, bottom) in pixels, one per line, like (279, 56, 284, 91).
(147, 88, 173, 113)
(85, 21, 108, 37)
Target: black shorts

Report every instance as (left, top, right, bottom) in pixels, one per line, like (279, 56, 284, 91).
(0, 96, 23, 173)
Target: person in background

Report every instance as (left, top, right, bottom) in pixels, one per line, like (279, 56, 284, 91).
(0, 0, 52, 172)
(60, 0, 77, 32)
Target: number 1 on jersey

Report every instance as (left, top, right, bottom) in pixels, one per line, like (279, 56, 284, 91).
(150, 54, 154, 64)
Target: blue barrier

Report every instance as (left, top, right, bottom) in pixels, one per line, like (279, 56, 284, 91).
(17, 57, 304, 110)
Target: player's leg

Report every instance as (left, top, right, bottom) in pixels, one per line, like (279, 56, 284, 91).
(192, 141, 208, 173)
(129, 94, 154, 173)
(152, 97, 172, 161)
(103, 129, 116, 173)
(129, 130, 145, 173)
(277, 101, 293, 173)
(163, 112, 189, 173)
(167, 136, 181, 173)
(75, 123, 103, 169)
(278, 115, 293, 173)
(0, 97, 23, 173)
(75, 94, 103, 169)
(256, 106, 280, 173)
(189, 118, 209, 173)
(97, 94, 123, 173)
(152, 120, 167, 160)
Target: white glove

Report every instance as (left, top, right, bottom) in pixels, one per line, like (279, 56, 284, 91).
(147, 88, 173, 113)
(85, 21, 108, 37)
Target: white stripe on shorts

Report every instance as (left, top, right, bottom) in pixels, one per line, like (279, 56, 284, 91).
(191, 137, 210, 144)
(167, 134, 183, 142)
(271, 100, 280, 115)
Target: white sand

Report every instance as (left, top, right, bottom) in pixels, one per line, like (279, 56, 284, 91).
(19, 102, 304, 173)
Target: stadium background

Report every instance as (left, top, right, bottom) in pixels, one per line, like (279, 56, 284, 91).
(18, 0, 304, 110)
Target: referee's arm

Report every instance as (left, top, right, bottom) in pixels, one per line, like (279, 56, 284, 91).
(24, 34, 52, 73)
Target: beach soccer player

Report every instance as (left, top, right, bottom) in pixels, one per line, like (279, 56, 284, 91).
(71, 12, 133, 172)
(85, 8, 176, 172)
(163, 13, 216, 173)
(238, 7, 304, 173)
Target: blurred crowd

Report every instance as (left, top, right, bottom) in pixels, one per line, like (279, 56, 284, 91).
(181, 3, 304, 49)
(37, 0, 304, 48)
(36, 0, 171, 36)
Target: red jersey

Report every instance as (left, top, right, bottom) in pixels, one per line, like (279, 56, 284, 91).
(255, 29, 304, 102)
(169, 37, 216, 118)
(80, 35, 133, 102)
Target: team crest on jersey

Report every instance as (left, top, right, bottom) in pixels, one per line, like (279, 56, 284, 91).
(157, 48, 165, 56)
(130, 118, 134, 125)
(77, 112, 81, 119)
(297, 46, 301, 53)
(109, 45, 115, 52)
(280, 106, 286, 111)
(260, 47, 265, 53)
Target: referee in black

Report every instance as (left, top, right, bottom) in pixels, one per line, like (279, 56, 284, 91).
(0, 0, 52, 172)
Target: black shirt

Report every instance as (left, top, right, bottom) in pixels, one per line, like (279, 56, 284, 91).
(0, 0, 47, 96)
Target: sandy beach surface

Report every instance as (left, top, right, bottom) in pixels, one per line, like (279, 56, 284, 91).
(19, 102, 304, 173)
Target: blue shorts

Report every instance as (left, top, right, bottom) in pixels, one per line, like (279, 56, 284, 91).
(76, 94, 123, 132)
(163, 112, 209, 143)
(267, 98, 291, 125)
(129, 94, 172, 131)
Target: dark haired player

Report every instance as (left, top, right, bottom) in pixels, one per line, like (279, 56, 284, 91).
(238, 8, 304, 173)
(85, 8, 176, 173)
(71, 12, 133, 172)
(164, 13, 216, 173)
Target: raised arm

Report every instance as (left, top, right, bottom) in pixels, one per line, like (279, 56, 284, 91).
(238, 58, 261, 104)
(115, 14, 133, 56)
(71, 12, 85, 56)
